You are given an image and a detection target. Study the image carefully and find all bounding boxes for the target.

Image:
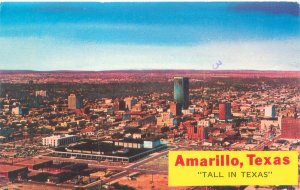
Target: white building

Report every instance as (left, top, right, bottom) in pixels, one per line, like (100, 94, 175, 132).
(35, 90, 47, 97)
(143, 139, 161, 149)
(42, 135, 78, 147)
(265, 105, 276, 118)
(11, 107, 21, 115)
(133, 133, 142, 139)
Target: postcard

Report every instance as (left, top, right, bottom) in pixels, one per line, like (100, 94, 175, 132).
(0, 2, 299, 190)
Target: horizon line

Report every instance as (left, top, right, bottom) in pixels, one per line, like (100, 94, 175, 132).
(0, 69, 300, 72)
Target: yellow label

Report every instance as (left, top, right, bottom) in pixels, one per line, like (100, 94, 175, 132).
(169, 151, 298, 186)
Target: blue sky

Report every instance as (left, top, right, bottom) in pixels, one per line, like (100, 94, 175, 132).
(0, 2, 299, 70)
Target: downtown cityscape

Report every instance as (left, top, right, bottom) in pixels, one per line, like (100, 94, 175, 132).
(0, 70, 299, 190)
(0, 2, 300, 190)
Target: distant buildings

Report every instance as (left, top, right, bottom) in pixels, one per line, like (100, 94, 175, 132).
(42, 135, 78, 147)
(124, 97, 137, 110)
(174, 77, 189, 109)
(265, 105, 276, 118)
(11, 106, 21, 115)
(35, 90, 47, 97)
(219, 103, 232, 121)
(114, 99, 126, 111)
(68, 94, 83, 110)
(11, 106, 28, 116)
(260, 119, 279, 131)
(281, 117, 300, 139)
(157, 112, 175, 128)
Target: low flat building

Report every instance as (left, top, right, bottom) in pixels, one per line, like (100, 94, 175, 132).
(0, 164, 28, 182)
(114, 139, 144, 149)
(15, 158, 53, 170)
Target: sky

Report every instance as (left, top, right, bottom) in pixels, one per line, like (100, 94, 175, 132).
(0, 2, 299, 71)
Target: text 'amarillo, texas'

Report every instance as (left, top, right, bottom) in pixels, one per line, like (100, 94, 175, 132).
(169, 151, 298, 186)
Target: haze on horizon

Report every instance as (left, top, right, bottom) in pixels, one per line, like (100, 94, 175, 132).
(0, 2, 299, 71)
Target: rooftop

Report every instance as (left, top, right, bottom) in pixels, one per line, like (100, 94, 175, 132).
(0, 164, 27, 173)
(15, 158, 52, 166)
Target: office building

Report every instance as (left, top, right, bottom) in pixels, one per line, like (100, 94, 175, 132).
(265, 105, 276, 118)
(170, 102, 182, 116)
(114, 99, 126, 111)
(156, 112, 174, 127)
(219, 103, 232, 121)
(187, 124, 208, 140)
(11, 106, 21, 115)
(42, 134, 78, 147)
(124, 97, 137, 110)
(174, 77, 189, 109)
(68, 94, 83, 110)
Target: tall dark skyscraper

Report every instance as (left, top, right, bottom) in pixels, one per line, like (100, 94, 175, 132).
(174, 77, 189, 109)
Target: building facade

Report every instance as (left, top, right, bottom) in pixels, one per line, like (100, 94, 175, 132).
(170, 102, 182, 116)
(35, 90, 47, 97)
(68, 94, 83, 110)
(281, 117, 300, 139)
(219, 103, 232, 121)
(265, 105, 276, 118)
(42, 135, 78, 147)
(124, 97, 137, 110)
(187, 125, 207, 140)
(174, 77, 189, 109)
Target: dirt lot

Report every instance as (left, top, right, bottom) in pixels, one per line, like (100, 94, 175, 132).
(137, 154, 168, 172)
(117, 173, 188, 190)
(1, 182, 73, 190)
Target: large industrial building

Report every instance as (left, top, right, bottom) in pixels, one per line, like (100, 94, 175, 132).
(50, 139, 166, 162)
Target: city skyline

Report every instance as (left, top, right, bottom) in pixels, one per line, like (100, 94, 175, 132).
(0, 2, 299, 188)
(0, 2, 299, 71)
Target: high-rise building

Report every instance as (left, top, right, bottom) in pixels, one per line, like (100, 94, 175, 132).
(114, 99, 126, 111)
(68, 94, 83, 110)
(124, 97, 137, 110)
(281, 117, 300, 139)
(174, 77, 189, 109)
(187, 123, 208, 140)
(170, 102, 182, 116)
(219, 102, 232, 121)
(265, 105, 276, 118)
